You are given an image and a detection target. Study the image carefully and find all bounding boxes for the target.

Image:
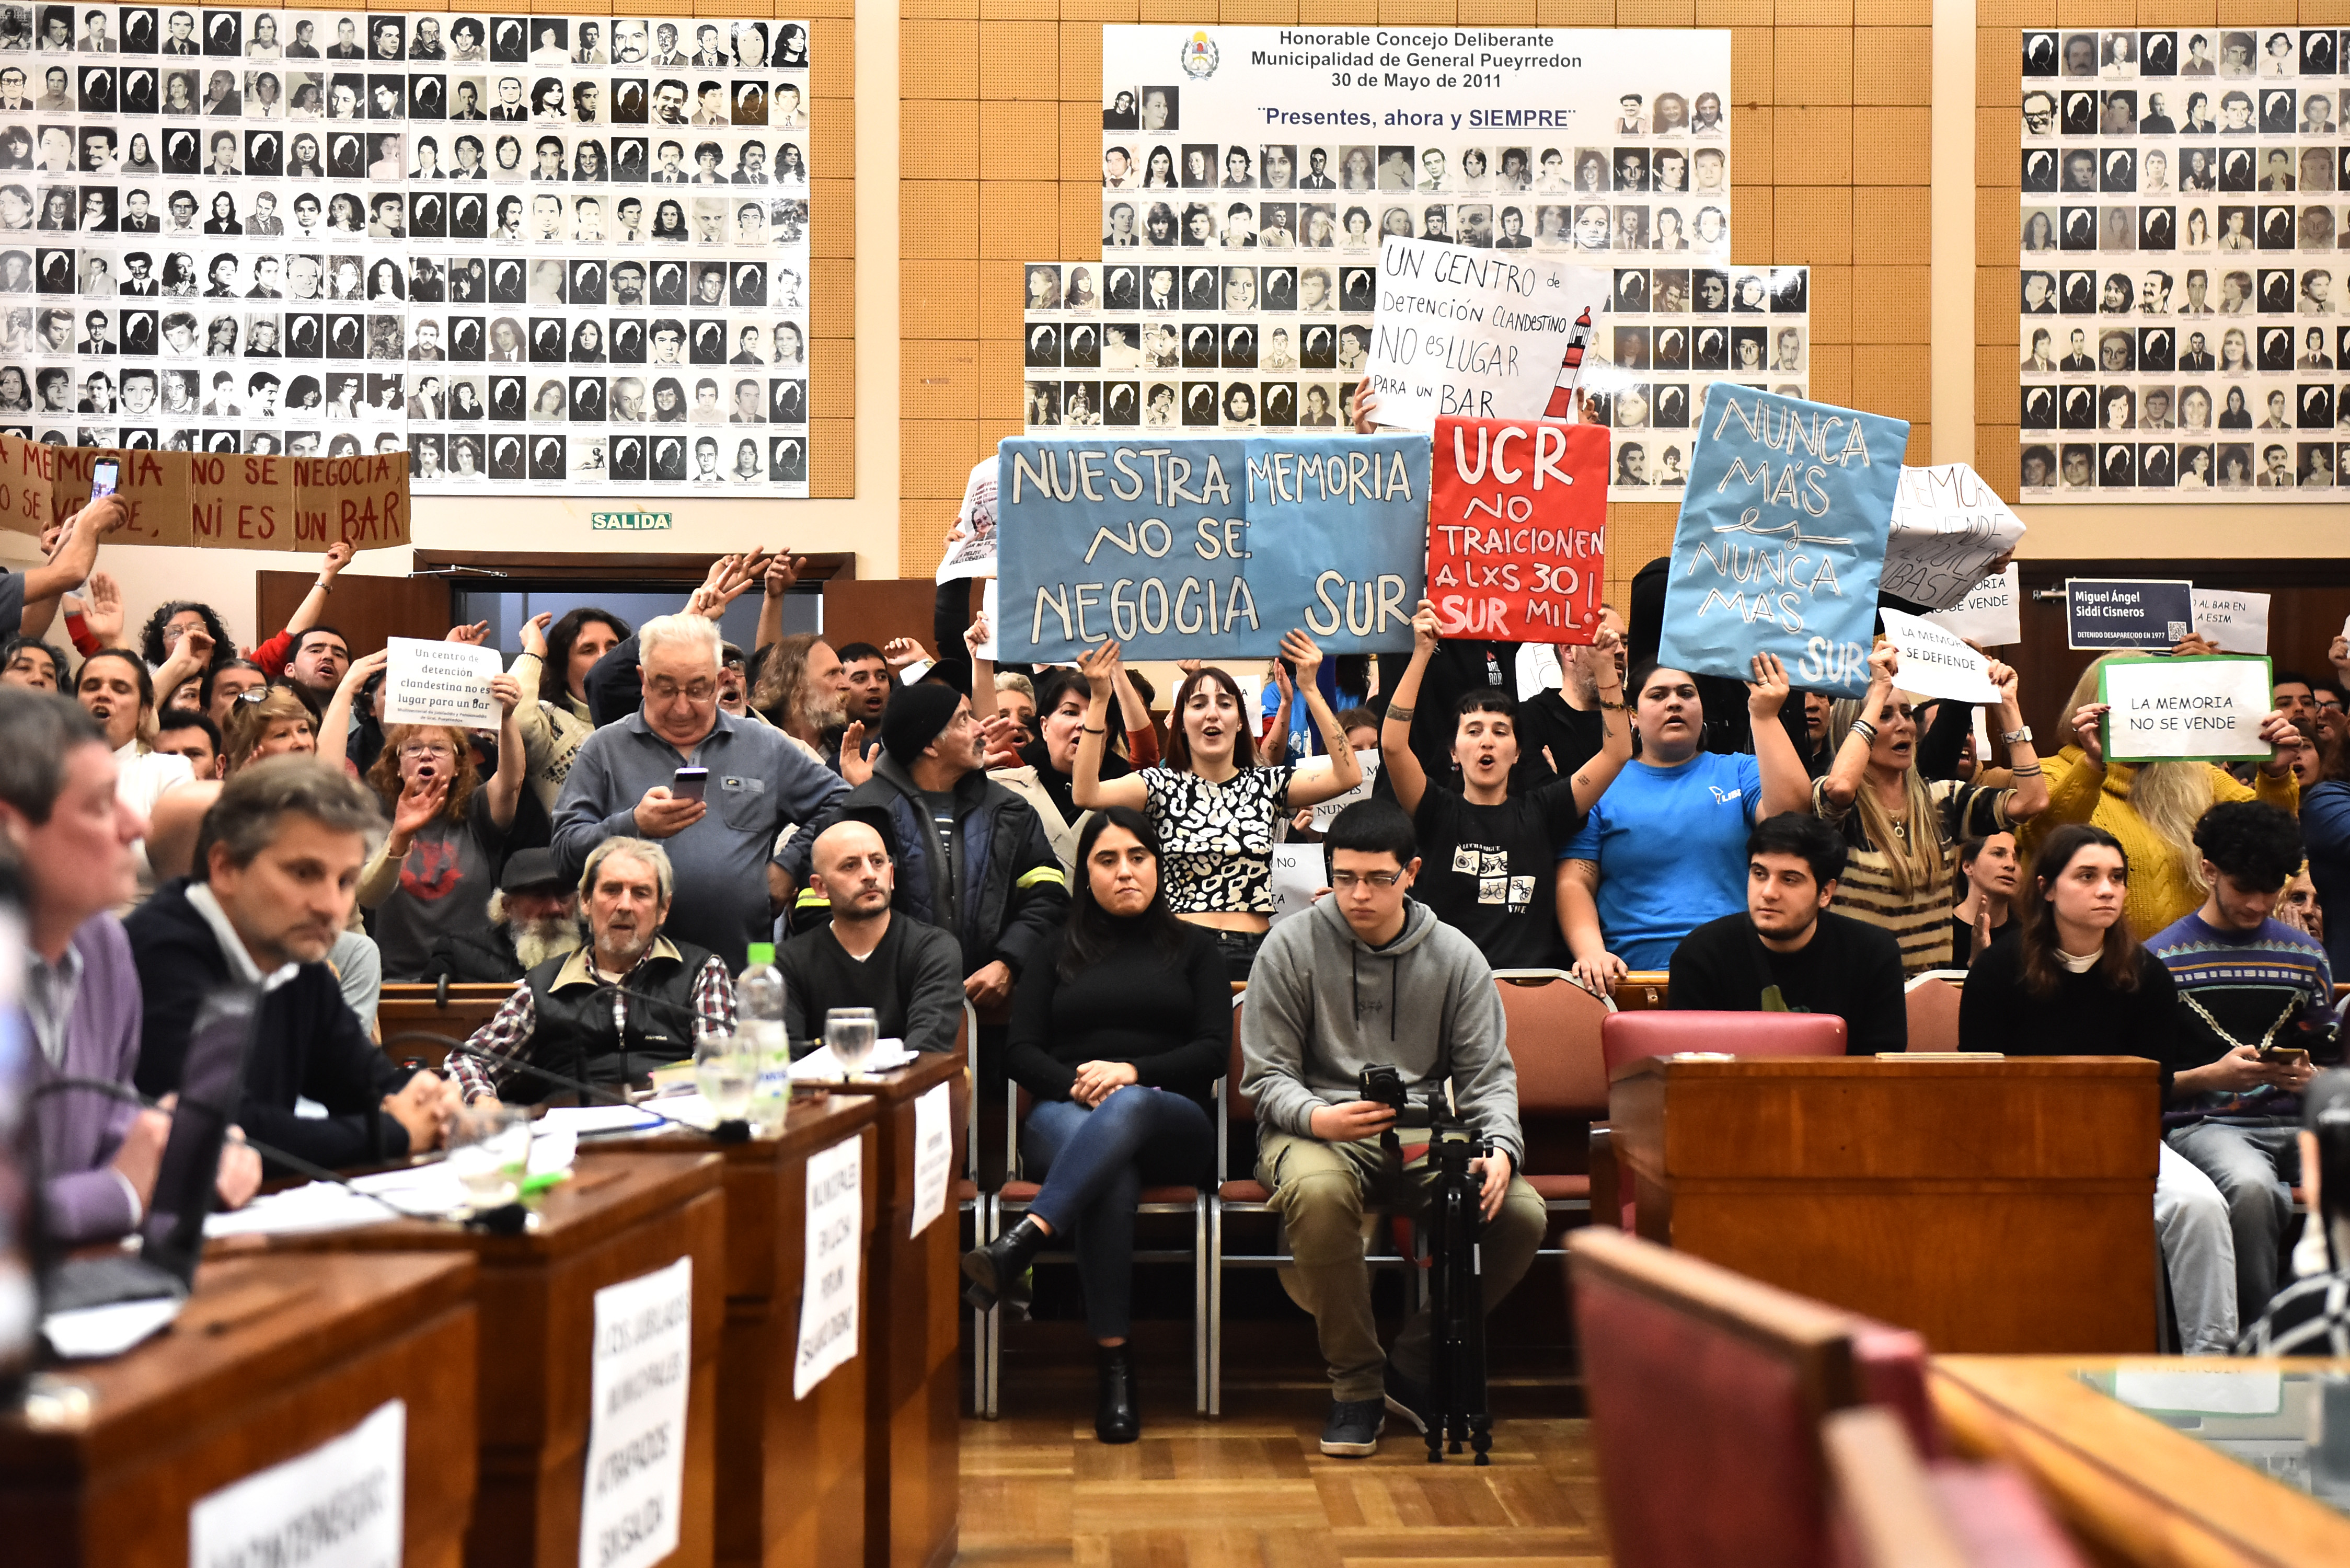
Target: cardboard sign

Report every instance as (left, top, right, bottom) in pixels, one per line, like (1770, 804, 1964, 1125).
(1881, 463, 2027, 611)
(189, 1399, 405, 1568)
(796, 1135, 863, 1400)
(0, 434, 406, 551)
(1922, 564, 2022, 647)
(2066, 579, 2194, 651)
(383, 638, 503, 729)
(1426, 416, 1608, 643)
(1657, 389, 1909, 699)
(580, 1259, 693, 1568)
(997, 434, 1430, 663)
(1364, 238, 1612, 433)
(1878, 608, 2000, 705)
(292, 454, 412, 552)
(2100, 655, 2275, 763)
(2191, 589, 2271, 655)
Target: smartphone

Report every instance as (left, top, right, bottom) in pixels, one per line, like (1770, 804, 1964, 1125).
(2259, 1045, 2311, 1068)
(88, 457, 119, 500)
(672, 766, 709, 804)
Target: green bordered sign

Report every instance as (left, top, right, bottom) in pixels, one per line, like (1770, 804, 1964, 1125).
(2098, 653, 2274, 764)
(591, 510, 673, 532)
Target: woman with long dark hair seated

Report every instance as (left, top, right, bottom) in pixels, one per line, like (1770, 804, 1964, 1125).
(959, 805, 1228, 1444)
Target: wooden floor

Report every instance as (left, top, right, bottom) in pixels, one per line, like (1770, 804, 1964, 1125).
(958, 1383, 1610, 1566)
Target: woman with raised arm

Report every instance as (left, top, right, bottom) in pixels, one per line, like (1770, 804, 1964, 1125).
(1382, 598, 1630, 970)
(509, 605, 631, 807)
(1072, 633, 1361, 981)
(1812, 643, 2048, 974)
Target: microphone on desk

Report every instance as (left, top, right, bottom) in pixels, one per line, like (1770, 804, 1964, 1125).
(387, 1032, 749, 1144)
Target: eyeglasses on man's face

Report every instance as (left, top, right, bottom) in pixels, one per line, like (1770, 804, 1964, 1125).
(1330, 870, 1401, 891)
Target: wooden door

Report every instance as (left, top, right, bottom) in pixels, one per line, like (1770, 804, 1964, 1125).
(257, 571, 452, 658)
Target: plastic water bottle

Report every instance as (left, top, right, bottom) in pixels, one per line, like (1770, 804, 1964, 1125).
(739, 942, 790, 1134)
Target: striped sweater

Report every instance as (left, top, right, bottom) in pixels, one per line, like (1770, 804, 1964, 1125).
(1813, 775, 2013, 975)
(2145, 911, 2336, 1127)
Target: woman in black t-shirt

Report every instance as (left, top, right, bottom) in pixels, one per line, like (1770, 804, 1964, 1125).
(1381, 598, 1631, 970)
(959, 806, 1227, 1444)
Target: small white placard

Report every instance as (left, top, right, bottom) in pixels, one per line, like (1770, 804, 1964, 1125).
(1362, 236, 1610, 432)
(2114, 1368, 2282, 1415)
(937, 455, 998, 583)
(909, 1081, 952, 1239)
(1878, 608, 2000, 705)
(2102, 656, 2275, 763)
(2192, 589, 2271, 655)
(190, 1398, 406, 1568)
(795, 1135, 863, 1400)
(1881, 464, 2027, 611)
(382, 636, 503, 728)
(1310, 750, 1381, 831)
(1922, 564, 2022, 648)
(975, 577, 1000, 663)
(579, 1257, 693, 1568)
(1268, 843, 1326, 925)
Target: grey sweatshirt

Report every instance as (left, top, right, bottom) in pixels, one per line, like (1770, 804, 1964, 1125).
(1239, 895, 1523, 1166)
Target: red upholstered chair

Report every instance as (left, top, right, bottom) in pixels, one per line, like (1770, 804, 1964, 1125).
(1569, 1227, 1864, 1568)
(1904, 977, 1963, 1054)
(1589, 1010, 1849, 1228)
(1825, 1406, 2088, 1568)
(1493, 970, 1610, 1252)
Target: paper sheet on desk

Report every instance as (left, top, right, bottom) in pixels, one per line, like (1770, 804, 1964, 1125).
(789, 1039, 917, 1081)
(2113, 1368, 2283, 1415)
(42, 1296, 182, 1359)
(204, 1130, 579, 1237)
(540, 1096, 723, 1136)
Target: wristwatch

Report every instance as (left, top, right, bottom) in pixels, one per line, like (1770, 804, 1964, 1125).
(2000, 725, 2033, 746)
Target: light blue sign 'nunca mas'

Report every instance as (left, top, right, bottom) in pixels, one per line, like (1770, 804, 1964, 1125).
(1657, 388, 1909, 700)
(997, 434, 1432, 664)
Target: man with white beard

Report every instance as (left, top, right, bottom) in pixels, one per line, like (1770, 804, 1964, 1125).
(424, 848, 583, 982)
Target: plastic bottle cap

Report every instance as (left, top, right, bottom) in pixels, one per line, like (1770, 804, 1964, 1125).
(746, 942, 775, 964)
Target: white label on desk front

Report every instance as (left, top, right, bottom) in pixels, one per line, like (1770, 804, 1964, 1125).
(911, 1081, 953, 1240)
(579, 1256, 693, 1568)
(796, 1135, 863, 1400)
(190, 1397, 405, 1568)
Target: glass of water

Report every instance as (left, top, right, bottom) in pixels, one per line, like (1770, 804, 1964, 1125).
(695, 1032, 759, 1122)
(826, 1007, 879, 1078)
(447, 1102, 532, 1209)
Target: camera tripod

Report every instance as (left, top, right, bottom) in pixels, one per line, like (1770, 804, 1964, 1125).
(1417, 1120, 1493, 1465)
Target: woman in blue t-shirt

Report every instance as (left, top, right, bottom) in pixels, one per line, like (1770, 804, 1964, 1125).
(1559, 658, 1811, 986)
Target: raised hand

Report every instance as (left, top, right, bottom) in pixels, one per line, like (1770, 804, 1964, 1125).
(319, 539, 355, 580)
(1077, 640, 1122, 698)
(839, 720, 874, 786)
(340, 647, 389, 693)
(762, 549, 803, 599)
(1279, 628, 1324, 687)
(979, 712, 1025, 768)
(488, 673, 522, 713)
(1745, 651, 1791, 718)
(963, 615, 990, 656)
(520, 610, 553, 658)
(2071, 701, 2109, 765)
(445, 620, 490, 645)
(1411, 597, 1441, 656)
(82, 570, 126, 644)
(1865, 641, 1899, 690)
(393, 774, 448, 839)
(883, 636, 927, 670)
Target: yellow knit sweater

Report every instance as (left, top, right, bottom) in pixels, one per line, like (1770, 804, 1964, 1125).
(2022, 747, 2298, 940)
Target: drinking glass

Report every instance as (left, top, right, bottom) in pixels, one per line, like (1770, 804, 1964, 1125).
(694, 1031, 759, 1122)
(447, 1101, 532, 1209)
(825, 1007, 878, 1078)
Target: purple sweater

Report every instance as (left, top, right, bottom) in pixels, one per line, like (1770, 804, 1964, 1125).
(36, 915, 144, 1244)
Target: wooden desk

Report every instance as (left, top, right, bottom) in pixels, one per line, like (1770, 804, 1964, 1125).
(2, 1252, 478, 1568)
(378, 981, 513, 1070)
(1933, 1355, 2350, 1567)
(605, 1097, 880, 1568)
(1608, 1055, 2158, 1352)
(824, 1053, 965, 1568)
(243, 1151, 727, 1568)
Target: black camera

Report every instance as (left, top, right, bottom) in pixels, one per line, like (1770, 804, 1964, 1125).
(1359, 1064, 1432, 1127)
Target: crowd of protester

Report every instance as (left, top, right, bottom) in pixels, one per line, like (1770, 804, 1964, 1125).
(8, 489, 2350, 1450)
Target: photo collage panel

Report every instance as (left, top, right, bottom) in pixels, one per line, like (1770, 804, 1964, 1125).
(0, 7, 814, 494)
(2020, 26, 2350, 496)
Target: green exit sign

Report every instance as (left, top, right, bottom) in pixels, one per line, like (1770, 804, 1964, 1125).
(591, 510, 673, 532)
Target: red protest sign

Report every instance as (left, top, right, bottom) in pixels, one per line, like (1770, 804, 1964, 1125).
(1427, 416, 1608, 643)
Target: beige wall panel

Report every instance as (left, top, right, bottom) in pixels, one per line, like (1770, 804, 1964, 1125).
(1850, 183, 1928, 262)
(1774, 105, 1854, 186)
(1853, 107, 1930, 183)
(903, 258, 981, 340)
(980, 179, 1066, 259)
(811, 339, 857, 418)
(1851, 266, 1931, 343)
(1775, 26, 1853, 103)
(902, 181, 980, 259)
(903, 102, 981, 179)
(905, 21, 981, 97)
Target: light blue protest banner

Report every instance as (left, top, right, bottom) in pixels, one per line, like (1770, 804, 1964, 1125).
(1656, 388, 1909, 699)
(997, 433, 1431, 663)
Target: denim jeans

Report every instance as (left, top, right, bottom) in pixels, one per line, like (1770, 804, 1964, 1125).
(2167, 1121, 2302, 1323)
(1020, 1087, 1215, 1341)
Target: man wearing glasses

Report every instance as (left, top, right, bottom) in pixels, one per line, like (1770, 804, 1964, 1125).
(552, 601, 847, 968)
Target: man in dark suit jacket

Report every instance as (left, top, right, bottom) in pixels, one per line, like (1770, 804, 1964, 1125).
(2058, 329, 2096, 372)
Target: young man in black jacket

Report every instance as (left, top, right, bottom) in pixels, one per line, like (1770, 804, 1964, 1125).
(126, 757, 457, 1172)
(1668, 812, 1908, 1054)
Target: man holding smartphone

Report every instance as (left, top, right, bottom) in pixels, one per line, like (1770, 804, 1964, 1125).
(2150, 801, 2337, 1327)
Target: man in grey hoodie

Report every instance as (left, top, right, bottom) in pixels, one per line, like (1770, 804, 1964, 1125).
(1240, 799, 1544, 1457)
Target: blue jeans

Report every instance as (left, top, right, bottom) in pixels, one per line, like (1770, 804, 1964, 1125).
(2167, 1121, 2302, 1322)
(1020, 1087, 1215, 1342)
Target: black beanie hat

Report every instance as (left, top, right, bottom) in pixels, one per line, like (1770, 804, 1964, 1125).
(880, 679, 963, 767)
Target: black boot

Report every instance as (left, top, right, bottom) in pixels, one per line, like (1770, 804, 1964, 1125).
(1095, 1343, 1139, 1444)
(960, 1215, 1049, 1312)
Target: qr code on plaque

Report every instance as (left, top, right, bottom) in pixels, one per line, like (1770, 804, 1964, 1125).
(2169, 622, 2190, 641)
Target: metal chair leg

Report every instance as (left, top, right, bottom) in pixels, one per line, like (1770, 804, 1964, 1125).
(1193, 1197, 1208, 1414)
(1207, 1197, 1224, 1417)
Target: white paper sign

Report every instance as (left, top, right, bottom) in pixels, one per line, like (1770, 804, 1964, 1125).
(795, 1135, 862, 1400)
(2102, 656, 2276, 763)
(2192, 590, 2271, 655)
(975, 578, 1000, 663)
(909, 1081, 952, 1239)
(1880, 464, 2027, 611)
(1877, 609, 2000, 705)
(1363, 237, 1611, 432)
(1268, 843, 1326, 925)
(190, 1399, 405, 1568)
(382, 636, 503, 729)
(579, 1257, 693, 1568)
(938, 456, 998, 583)
(1922, 564, 2022, 647)
(1310, 751, 1381, 831)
